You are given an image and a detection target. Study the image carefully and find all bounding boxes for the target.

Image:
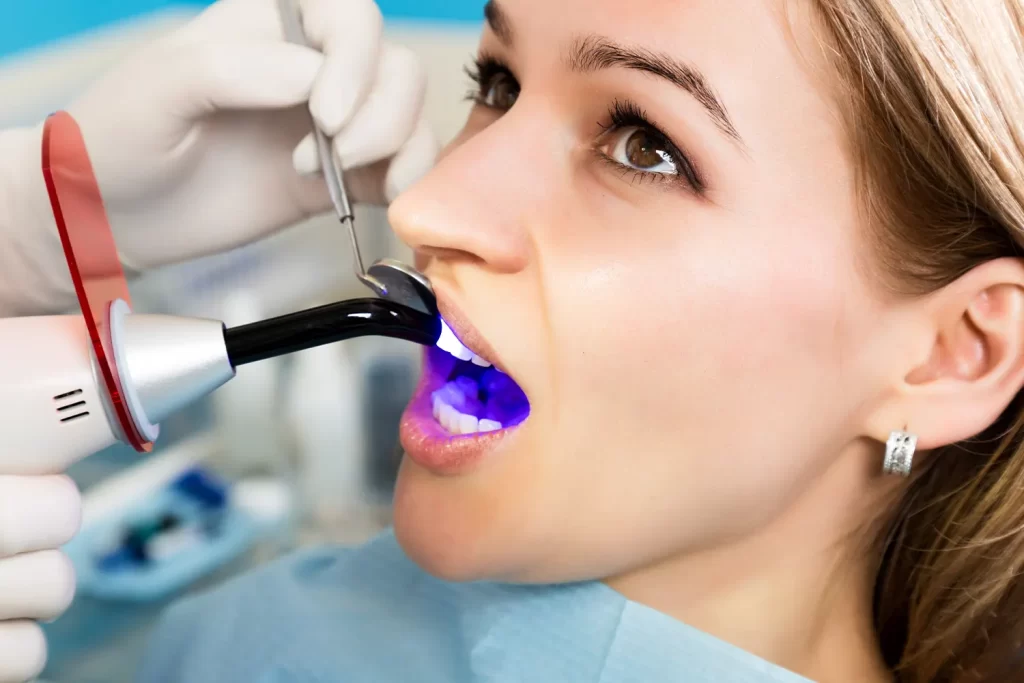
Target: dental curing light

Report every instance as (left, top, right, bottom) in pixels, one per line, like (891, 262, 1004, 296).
(0, 111, 439, 466)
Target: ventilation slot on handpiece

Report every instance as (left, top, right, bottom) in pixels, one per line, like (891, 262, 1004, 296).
(54, 389, 89, 423)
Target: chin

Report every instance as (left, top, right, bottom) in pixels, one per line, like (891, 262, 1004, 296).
(391, 447, 570, 584)
(391, 460, 506, 582)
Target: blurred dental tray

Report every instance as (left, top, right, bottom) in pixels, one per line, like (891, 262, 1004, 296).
(63, 468, 258, 602)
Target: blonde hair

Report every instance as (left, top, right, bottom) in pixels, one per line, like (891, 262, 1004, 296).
(812, 0, 1024, 680)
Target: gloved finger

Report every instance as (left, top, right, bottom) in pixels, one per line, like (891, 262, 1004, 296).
(175, 0, 285, 44)
(0, 621, 45, 683)
(314, 117, 437, 205)
(331, 44, 427, 170)
(292, 133, 322, 177)
(300, 0, 384, 134)
(0, 551, 75, 622)
(169, 41, 323, 120)
(0, 476, 81, 557)
(291, 128, 385, 176)
(180, 0, 383, 130)
(292, 115, 436, 203)
(292, 43, 426, 176)
(384, 116, 439, 203)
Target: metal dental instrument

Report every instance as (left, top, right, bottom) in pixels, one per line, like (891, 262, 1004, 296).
(277, 0, 437, 317)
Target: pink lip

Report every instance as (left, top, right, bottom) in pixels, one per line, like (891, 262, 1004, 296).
(399, 293, 525, 475)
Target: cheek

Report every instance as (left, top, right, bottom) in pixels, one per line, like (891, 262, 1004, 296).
(555, 220, 843, 386)
(544, 207, 868, 504)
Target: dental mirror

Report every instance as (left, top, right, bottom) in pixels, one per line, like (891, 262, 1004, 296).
(367, 258, 437, 316)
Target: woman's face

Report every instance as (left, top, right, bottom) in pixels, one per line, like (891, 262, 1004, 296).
(388, 0, 902, 583)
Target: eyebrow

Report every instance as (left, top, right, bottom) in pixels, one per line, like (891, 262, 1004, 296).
(482, 1, 742, 146)
(483, 1, 513, 46)
(567, 36, 742, 144)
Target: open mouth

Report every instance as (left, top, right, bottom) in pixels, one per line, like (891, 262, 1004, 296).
(428, 319, 531, 436)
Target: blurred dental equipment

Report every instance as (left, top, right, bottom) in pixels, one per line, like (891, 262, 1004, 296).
(0, 111, 440, 473)
(67, 463, 292, 602)
(285, 336, 372, 542)
(278, 0, 437, 317)
(208, 291, 290, 476)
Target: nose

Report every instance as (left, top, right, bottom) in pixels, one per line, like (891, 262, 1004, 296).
(387, 109, 548, 275)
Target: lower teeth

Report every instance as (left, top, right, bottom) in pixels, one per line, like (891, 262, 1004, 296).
(429, 353, 530, 436)
(432, 395, 502, 435)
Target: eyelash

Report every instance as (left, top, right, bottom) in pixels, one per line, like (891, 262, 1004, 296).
(464, 55, 510, 105)
(464, 55, 705, 194)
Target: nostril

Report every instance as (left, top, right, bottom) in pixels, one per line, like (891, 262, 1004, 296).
(418, 247, 485, 265)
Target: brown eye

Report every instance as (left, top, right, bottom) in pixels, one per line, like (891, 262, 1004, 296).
(482, 72, 519, 109)
(608, 127, 678, 174)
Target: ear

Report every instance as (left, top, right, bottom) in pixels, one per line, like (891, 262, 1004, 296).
(865, 258, 1024, 451)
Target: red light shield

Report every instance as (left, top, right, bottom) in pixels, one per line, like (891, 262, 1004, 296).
(41, 111, 151, 452)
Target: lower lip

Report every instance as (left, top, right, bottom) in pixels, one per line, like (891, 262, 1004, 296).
(399, 353, 521, 475)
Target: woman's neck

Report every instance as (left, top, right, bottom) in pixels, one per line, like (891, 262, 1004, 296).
(606, 442, 894, 682)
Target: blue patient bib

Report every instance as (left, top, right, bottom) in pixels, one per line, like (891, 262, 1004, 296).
(136, 530, 812, 683)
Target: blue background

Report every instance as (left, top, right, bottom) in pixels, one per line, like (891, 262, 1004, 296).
(1, 0, 486, 60)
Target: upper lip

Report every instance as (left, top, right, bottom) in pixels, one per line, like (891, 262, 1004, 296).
(435, 291, 508, 374)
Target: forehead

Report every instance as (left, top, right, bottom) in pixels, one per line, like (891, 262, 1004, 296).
(494, 0, 785, 52)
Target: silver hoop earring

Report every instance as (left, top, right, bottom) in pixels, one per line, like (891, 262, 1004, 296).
(883, 430, 917, 477)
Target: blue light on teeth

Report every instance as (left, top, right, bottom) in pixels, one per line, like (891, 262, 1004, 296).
(435, 318, 487, 365)
(436, 318, 463, 356)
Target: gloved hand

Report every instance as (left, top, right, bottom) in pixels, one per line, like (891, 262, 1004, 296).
(0, 0, 436, 315)
(0, 0, 433, 678)
(0, 475, 80, 682)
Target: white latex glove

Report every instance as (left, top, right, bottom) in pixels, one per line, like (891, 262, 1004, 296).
(0, 0, 432, 678)
(0, 475, 80, 682)
(0, 0, 436, 316)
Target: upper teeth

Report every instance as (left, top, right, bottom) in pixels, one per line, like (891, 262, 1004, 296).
(437, 319, 492, 367)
